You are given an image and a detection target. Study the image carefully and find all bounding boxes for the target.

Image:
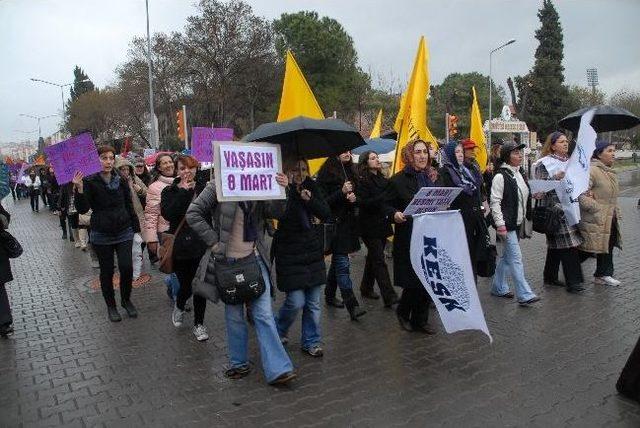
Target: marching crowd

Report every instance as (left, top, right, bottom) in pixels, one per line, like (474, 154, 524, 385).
(0, 131, 622, 386)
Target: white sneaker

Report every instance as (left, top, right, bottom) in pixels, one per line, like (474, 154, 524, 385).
(193, 324, 209, 341)
(602, 276, 621, 286)
(74, 241, 81, 248)
(172, 305, 185, 327)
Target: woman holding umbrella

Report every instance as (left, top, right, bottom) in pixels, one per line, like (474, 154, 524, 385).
(383, 140, 439, 334)
(317, 151, 366, 321)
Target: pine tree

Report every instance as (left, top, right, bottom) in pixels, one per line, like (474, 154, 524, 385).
(69, 66, 96, 102)
(516, 0, 570, 136)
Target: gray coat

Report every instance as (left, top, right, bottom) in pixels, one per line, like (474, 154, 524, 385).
(186, 182, 286, 303)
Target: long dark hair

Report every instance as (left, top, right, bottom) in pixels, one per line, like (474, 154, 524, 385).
(317, 154, 357, 184)
(357, 150, 377, 181)
(152, 153, 176, 182)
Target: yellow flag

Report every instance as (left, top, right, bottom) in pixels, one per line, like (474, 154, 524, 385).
(393, 93, 406, 134)
(277, 50, 325, 175)
(392, 36, 436, 174)
(35, 155, 46, 166)
(370, 109, 383, 138)
(469, 86, 487, 172)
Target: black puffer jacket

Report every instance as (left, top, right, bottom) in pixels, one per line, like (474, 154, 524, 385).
(317, 158, 361, 255)
(75, 172, 140, 235)
(273, 178, 331, 292)
(0, 203, 13, 284)
(358, 172, 393, 239)
(161, 177, 208, 261)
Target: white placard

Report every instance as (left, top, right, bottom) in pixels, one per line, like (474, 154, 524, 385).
(402, 187, 462, 216)
(410, 210, 492, 342)
(528, 179, 561, 194)
(213, 141, 286, 202)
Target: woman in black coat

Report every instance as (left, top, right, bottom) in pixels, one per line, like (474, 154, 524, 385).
(273, 159, 331, 356)
(317, 152, 366, 320)
(73, 145, 140, 322)
(161, 155, 209, 342)
(0, 202, 14, 337)
(384, 140, 438, 334)
(439, 141, 488, 280)
(357, 151, 398, 307)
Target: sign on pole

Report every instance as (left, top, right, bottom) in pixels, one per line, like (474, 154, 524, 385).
(410, 210, 492, 342)
(402, 187, 462, 216)
(213, 141, 285, 202)
(43, 133, 101, 184)
(191, 127, 234, 163)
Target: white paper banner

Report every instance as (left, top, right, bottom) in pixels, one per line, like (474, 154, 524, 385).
(561, 109, 597, 225)
(213, 141, 286, 202)
(528, 179, 561, 194)
(403, 187, 462, 216)
(410, 210, 492, 342)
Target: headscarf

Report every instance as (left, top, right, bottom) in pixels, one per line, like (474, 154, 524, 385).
(442, 141, 478, 196)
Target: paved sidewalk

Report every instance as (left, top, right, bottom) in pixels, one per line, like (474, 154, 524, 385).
(1, 180, 640, 427)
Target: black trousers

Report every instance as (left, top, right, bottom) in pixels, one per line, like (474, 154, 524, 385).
(29, 189, 39, 211)
(397, 287, 430, 328)
(360, 237, 397, 304)
(0, 283, 12, 326)
(93, 240, 133, 307)
(544, 247, 584, 286)
(10, 187, 16, 201)
(41, 189, 48, 206)
(595, 219, 618, 278)
(174, 257, 207, 325)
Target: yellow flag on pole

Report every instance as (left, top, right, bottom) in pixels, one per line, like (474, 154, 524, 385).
(393, 93, 406, 134)
(370, 109, 383, 138)
(392, 36, 436, 175)
(277, 50, 326, 175)
(469, 86, 487, 172)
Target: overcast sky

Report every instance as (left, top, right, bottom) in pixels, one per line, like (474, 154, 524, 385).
(1, 0, 639, 145)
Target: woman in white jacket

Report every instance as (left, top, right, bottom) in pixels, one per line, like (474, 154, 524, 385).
(24, 168, 42, 212)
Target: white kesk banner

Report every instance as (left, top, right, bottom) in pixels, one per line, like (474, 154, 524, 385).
(410, 210, 492, 342)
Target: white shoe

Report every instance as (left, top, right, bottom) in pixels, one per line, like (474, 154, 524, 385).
(602, 276, 621, 286)
(193, 324, 209, 341)
(172, 305, 185, 327)
(74, 241, 82, 248)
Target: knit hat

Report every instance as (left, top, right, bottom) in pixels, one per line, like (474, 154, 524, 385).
(593, 140, 614, 158)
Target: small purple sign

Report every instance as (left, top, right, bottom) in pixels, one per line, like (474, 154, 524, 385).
(44, 133, 102, 184)
(191, 127, 234, 162)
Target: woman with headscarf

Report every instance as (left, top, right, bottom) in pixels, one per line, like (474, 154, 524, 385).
(490, 142, 540, 306)
(317, 151, 366, 321)
(578, 141, 622, 286)
(273, 158, 331, 356)
(357, 150, 398, 308)
(533, 131, 585, 294)
(383, 139, 439, 334)
(73, 146, 140, 321)
(439, 141, 487, 279)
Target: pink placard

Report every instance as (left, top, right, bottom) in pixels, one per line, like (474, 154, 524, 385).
(191, 127, 234, 162)
(44, 133, 102, 184)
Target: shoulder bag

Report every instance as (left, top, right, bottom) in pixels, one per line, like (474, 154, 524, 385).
(532, 199, 562, 235)
(214, 253, 266, 305)
(158, 216, 187, 274)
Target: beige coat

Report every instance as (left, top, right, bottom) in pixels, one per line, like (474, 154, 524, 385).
(578, 159, 622, 254)
(114, 157, 148, 231)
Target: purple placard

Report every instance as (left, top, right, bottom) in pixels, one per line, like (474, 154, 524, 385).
(191, 127, 234, 162)
(44, 133, 102, 184)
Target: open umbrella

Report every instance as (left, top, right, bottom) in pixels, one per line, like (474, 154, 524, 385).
(352, 138, 396, 155)
(243, 116, 366, 159)
(559, 105, 640, 133)
(144, 151, 173, 166)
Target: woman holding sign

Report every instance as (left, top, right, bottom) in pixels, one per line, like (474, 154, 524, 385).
(384, 139, 439, 334)
(534, 132, 585, 293)
(73, 146, 140, 322)
(273, 158, 331, 357)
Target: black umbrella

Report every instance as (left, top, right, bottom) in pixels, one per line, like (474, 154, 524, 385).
(559, 105, 640, 133)
(243, 116, 366, 160)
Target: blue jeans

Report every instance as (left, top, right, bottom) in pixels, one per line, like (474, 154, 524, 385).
(164, 273, 180, 300)
(276, 286, 322, 350)
(491, 231, 537, 302)
(325, 254, 353, 298)
(224, 256, 294, 382)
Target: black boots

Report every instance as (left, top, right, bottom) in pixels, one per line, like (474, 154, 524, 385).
(107, 307, 122, 322)
(325, 296, 345, 308)
(343, 290, 366, 321)
(121, 301, 138, 318)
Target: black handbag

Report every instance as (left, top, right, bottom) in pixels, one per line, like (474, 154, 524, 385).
(314, 222, 337, 255)
(476, 245, 497, 277)
(1, 230, 23, 259)
(214, 254, 266, 305)
(532, 200, 562, 235)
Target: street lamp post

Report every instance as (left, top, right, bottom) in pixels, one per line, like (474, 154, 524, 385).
(19, 113, 58, 152)
(145, 0, 158, 150)
(30, 78, 90, 118)
(488, 39, 516, 147)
